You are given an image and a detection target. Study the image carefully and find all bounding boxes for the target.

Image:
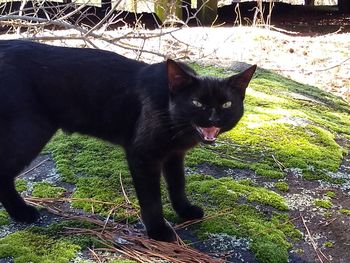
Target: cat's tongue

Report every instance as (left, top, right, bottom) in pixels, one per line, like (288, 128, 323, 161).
(196, 126, 221, 142)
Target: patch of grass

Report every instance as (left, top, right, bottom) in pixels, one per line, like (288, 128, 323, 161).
(32, 182, 66, 198)
(314, 199, 332, 209)
(274, 182, 289, 192)
(0, 230, 80, 263)
(0, 209, 10, 226)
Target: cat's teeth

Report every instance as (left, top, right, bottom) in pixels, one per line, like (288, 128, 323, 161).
(196, 126, 220, 142)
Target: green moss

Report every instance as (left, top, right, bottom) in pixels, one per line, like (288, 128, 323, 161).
(314, 199, 332, 209)
(31, 221, 99, 249)
(323, 241, 334, 248)
(0, 209, 10, 226)
(32, 182, 66, 198)
(44, 132, 139, 220)
(186, 174, 297, 263)
(251, 239, 288, 263)
(45, 132, 129, 183)
(339, 209, 350, 216)
(187, 175, 287, 210)
(0, 230, 80, 263)
(302, 169, 346, 184)
(15, 179, 28, 193)
(324, 191, 336, 198)
(72, 176, 137, 220)
(274, 182, 289, 192)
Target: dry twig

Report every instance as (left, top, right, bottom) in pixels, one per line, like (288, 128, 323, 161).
(300, 213, 331, 263)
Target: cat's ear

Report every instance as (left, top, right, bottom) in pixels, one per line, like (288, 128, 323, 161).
(167, 59, 193, 93)
(228, 65, 257, 99)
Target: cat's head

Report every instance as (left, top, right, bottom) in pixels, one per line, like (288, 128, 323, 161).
(167, 59, 256, 144)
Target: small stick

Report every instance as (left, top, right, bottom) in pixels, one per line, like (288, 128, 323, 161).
(88, 247, 103, 263)
(272, 154, 286, 171)
(300, 213, 325, 263)
(19, 158, 50, 177)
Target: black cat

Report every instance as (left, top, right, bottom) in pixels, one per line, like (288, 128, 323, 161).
(0, 40, 256, 241)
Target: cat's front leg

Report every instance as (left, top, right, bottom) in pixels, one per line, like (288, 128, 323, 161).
(163, 152, 204, 221)
(0, 177, 40, 223)
(126, 151, 176, 242)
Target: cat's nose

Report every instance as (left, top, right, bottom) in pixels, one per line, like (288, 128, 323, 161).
(208, 109, 220, 124)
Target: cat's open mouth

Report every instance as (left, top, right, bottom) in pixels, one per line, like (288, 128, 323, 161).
(195, 126, 221, 143)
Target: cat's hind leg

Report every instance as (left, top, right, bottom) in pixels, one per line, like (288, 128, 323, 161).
(0, 116, 56, 223)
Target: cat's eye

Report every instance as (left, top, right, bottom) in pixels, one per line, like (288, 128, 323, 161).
(222, 101, 232, 109)
(192, 100, 203, 108)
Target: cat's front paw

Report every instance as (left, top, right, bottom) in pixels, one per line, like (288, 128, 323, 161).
(178, 204, 204, 221)
(10, 204, 40, 223)
(147, 224, 176, 242)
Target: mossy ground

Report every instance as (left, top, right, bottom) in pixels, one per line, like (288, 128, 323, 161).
(0, 230, 80, 263)
(0, 210, 10, 226)
(274, 182, 289, 192)
(32, 182, 66, 198)
(1, 65, 349, 263)
(314, 199, 333, 209)
(339, 209, 350, 216)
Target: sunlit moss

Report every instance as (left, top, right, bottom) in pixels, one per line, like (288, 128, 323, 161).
(324, 191, 336, 199)
(30, 221, 99, 249)
(32, 182, 65, 198)
(45, 132, 129, 183)
(274, 182, 289, 192)
(323, 241, 334, 248)
(0, 230, 79, 263)
(314, 199, 333, 209)
(339, 209, 350, 216)
(15, 179, 28, 193)
(186, 173, 298, 263)
(71, 176, 137, 221)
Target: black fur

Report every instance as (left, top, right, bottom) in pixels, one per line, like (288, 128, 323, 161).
(0, 40, 256, 241)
